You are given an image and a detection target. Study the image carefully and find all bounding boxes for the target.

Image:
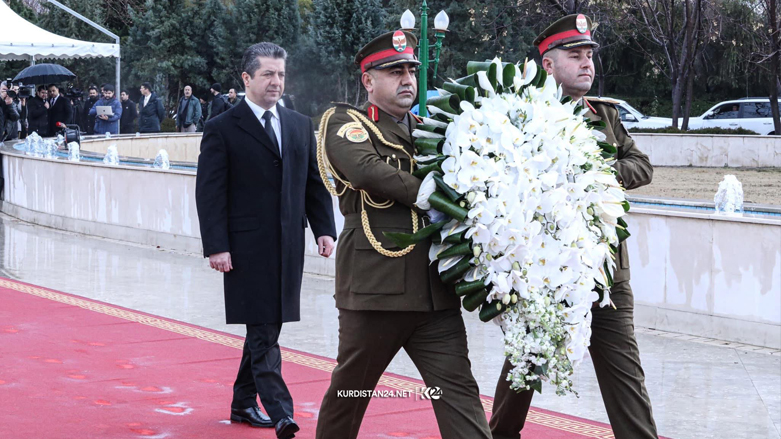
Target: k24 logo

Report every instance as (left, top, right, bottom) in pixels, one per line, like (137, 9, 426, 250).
(417, 386, 443, 400)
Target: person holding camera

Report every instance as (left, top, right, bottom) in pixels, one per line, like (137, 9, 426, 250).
(0, 81, 20, 141)
(27, 85, 49, 137)
(88, 84, 122, 135)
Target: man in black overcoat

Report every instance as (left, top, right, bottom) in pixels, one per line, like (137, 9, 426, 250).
(195, 42, 336, 439)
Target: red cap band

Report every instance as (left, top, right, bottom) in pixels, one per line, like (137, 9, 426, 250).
(538, 29, 591, 54)
(360, 46, 415, 73)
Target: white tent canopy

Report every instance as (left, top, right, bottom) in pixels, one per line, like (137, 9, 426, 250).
(0, 1, 119, 60)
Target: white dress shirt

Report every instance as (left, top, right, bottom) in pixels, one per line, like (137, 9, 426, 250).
(245, 97, 282, 154)
(143, 94, 151, 107)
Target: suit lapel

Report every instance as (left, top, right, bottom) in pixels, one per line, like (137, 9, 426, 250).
(233, 100, 280, 158)
(278, 104, 294, 161)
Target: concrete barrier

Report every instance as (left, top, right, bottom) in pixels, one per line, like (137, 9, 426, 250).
(632, 133, 781, 167)
(1, 145, 778, 347)
(82, 132, 781, 168)
(80, 133, 202, 162)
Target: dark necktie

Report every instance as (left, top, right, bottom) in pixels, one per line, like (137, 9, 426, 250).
(262, 110, 279, 153)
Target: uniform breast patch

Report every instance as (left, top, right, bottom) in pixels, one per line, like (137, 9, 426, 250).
(337, 122, 370, 143)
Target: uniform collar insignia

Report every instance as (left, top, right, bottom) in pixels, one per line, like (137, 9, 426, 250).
(368, 104, 380, 122)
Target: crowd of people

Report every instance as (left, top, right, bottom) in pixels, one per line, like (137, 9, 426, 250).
(0, 79, 245, 142)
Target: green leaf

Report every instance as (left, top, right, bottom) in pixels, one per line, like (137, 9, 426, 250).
(414, 137, 443, 156)
(560, 96, 573, 105)
(532, 67, 545, 87)
(443, 82, 476, 104)
(603, 259, 614, 287)
(621, 200, 631, 212)
(589, 120, 607, 129)
(433, 174, 462, 202)
(479, 300, 505, 321)
(443, 230, 467, 244)
(416, 156, 446, 166)
(437, 241, 472, 259)
(466, 61, 492, 75)
(598, 141, 617, 154)
(455, 73, 478, 87)
(382, 220, 447, 248)
(616, 226, 631, 243)
(412, 162, 442, 179)
(416, 123, 446, 135)
(502, 64, 516, 92)
(427, 93, 460, 115)
(429, 192, 469, 222)
(455, 279, 487, 297)
(488, 62, 498, 89)
(442, 256, 473, 284)
(529, 379, 543, 394)
(462, 288, 489, 311)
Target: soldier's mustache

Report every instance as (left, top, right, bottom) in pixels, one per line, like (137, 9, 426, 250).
(397, 87, 414, 95)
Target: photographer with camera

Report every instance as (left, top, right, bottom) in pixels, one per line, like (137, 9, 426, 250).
(27, 85, 49, 137)
(0, 80, 20, 141)
(88, 84, 122, 135)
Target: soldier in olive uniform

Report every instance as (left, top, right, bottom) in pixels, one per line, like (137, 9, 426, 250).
(315, 31, 491, 439)
(489, 14, 658, 439)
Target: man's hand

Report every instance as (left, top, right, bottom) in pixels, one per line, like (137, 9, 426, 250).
(99, 115, 109, 120)
(209, 252, 233, 272)
(4, 96, 12, 106)
(20, 98, 26, 106)
(317, 236, 335, 258)
(44, 101, 50, 109)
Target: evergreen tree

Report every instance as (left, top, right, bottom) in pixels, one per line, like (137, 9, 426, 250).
(291, 0, 384, 115)
(125, 0, 205, 108)
(211, 0, 301, 89)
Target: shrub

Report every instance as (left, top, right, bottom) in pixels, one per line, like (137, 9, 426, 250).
(160, 117, 177, 132)
(629, 126, 760, 135)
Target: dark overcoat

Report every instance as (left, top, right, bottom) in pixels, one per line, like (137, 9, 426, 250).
(196, 99, 336, 324)
(138, 92, 165, 133)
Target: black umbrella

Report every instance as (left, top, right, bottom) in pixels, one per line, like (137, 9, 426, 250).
(13, 63, 76, 85)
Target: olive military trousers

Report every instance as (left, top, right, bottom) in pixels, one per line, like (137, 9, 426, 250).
(316, 308, 491, 439)
(489, 280, 658, 439)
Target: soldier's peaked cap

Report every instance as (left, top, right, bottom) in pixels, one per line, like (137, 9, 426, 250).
(534, 14, 599, 56)
(355, 30, 421, 74)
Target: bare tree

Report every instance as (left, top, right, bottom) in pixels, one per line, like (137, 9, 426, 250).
(763, 0, 781, 133)
(631, 0, 709, 128)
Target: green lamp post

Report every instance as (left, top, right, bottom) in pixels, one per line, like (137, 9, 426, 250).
(400, 5, 449, 118)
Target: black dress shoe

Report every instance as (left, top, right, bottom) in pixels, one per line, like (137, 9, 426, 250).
(230, 406, 274, 428)
(275, 416, 299, 439)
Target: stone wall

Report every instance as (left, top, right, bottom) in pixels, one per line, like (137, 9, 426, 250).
(632, 133, 781, 167)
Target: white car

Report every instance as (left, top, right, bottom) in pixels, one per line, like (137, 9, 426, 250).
(589, 97, 673, 129)
(687, 98, 780, 135)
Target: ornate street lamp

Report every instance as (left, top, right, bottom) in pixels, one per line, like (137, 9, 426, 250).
(400, 4, 449, 118)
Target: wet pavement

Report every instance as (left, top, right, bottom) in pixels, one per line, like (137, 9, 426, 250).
(0, 213, 778, 439)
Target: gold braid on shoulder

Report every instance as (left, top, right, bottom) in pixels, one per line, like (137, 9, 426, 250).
(317, 107, 419, 258)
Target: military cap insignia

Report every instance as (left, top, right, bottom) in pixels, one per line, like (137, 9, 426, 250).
(393, 30, 407, 52)
(576, 14, 588, 34)
(337, 122, 370, 143)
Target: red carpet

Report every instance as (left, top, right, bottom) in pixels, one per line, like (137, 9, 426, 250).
(0, 278, 626, 439)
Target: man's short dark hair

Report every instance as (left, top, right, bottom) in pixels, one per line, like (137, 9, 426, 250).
(121, 89, 128, 95)
(88, 85, 98, 92)
(103, 84, 115, 93)
(141, 82, 152, 91)
(241, 42, 287, 78)
(48, 84, 58, 90)
(37, 85, 47, 92)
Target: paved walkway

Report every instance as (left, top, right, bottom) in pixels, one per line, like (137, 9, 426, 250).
(0, 213, 777, 438)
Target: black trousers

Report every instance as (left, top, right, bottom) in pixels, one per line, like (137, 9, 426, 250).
(231, 323, 293, 422)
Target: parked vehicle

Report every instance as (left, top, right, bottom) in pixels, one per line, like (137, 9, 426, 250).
(592, 97, 673, 129)
(687, 98, 781, 135)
